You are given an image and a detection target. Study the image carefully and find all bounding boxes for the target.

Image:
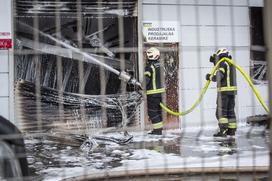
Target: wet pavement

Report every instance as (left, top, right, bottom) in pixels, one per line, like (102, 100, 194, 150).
(24, 125, 269, 180)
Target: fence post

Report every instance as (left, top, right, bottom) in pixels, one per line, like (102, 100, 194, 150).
(137, 0, 145, 131)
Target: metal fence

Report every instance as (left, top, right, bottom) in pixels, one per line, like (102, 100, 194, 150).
(1, 0, 272, 180)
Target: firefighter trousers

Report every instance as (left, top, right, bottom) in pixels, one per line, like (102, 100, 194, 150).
(216, 94, 237, 131)
(147, 94, 163, 129)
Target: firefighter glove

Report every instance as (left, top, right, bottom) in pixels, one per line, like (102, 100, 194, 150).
(209, 55, 215, 64)
(206, 73, 211, 81)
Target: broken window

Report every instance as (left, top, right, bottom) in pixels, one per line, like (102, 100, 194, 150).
(249, 7, 267, 84)
(14, 0, 141, 130)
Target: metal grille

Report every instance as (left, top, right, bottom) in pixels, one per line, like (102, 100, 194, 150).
(1, 0, 272, 180)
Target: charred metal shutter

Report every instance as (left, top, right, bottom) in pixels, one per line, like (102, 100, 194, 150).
(14, 0, 140, 129)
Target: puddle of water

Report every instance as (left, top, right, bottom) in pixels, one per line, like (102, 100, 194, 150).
(24, 129, 269, 180)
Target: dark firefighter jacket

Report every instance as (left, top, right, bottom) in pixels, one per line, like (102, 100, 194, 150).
(211, 57, 237, 95)
(145, 60, 165, 95)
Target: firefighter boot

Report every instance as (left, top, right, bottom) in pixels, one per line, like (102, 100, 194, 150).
(227, 128, 236, 136)
(213, 128, 228, 137)
(148, 128, 162, 135)
(213, 122, 228, 137)
(213, 129, 227, 137)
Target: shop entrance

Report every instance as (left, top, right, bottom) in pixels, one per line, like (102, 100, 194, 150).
(13, 0, 140, 130)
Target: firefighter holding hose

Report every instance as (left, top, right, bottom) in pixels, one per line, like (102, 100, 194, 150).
(144, 47, 165, 135)
(206, 48, 237, 137)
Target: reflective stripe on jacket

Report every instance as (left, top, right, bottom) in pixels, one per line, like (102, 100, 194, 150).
(145, 61, 165, 95)
(215, 58, 237, 95)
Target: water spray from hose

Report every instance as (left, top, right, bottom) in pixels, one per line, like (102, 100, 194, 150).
(17, 21, 142, 89)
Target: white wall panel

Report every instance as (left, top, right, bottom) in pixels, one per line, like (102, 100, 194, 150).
(216, 0, 249, 6)
(180, 89, 216, 112)
(180, 6, 196, 25)
(232, 0, 250, 6)
(237, 80, 268, 110)
(180, 26, 198, 46)
(203, 109, 217, 125)
(0, 51, 9, 72)
(249, 0, 264, 7)
(256, 85, 269, 101)
(177, 0, 197, 5)
(199, 27, 215, 46)
(236, 66, 250, 90)
(234, 27, 250, 46)
(180, 69, 201, 90)
(233, 7, 250, 26)
(180, 105, 202, 128)
(197, 0, 214, 5)
(181, 48, 219, 68)
(0, 74, 9, 96)
(181, 68, 215, 91)
(216, 6, 231, 25)
(0, 97, 9, 119)
(199, 6, 214, 25)
(216, 27, 232, 46)
(202, 89, 217, 108)
(180, 90, 203, 108)
(233, 49, 250, 67)
(180, 49, 215, 68)
(142, 5, 160, 21)
(180, 50, 199, 68)
(0, 1, 11, 32)
(238, 106, 267, 120)
(238, 84, 256, 107)
(159, 5, 179, 21)
(237, 76, 249, 91)
(215, 0, 231, 5)
(142, 0, 172, 4)
(143, 5, 179, 21)
(180, 105, 218, 128)
(0, 0, 12, 121)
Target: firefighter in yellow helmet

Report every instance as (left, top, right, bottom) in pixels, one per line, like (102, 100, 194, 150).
(144, 47, 165, 135)
(206, 48, 237, 137)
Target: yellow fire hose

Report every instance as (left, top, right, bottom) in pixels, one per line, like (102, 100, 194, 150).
(160, 57, 269, 116)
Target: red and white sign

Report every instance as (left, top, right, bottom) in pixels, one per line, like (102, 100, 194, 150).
(0, 39, 12, 49)
(0, 32, 12, 49)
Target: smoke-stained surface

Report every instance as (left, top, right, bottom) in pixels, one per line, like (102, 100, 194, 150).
(14, 13, 137, 93)
(15, 80, 143, 131)
(15, 0, 137, 17)
(14, 0, 140, 130)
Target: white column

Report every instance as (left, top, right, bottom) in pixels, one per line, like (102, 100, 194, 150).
(0, 0, 13, 122)
(137, 0, 145, 130)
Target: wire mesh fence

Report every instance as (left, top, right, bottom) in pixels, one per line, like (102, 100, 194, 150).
(0, 0, 271, 180)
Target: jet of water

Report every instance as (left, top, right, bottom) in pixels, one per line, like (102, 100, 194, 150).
(17, 21, 142, 88)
